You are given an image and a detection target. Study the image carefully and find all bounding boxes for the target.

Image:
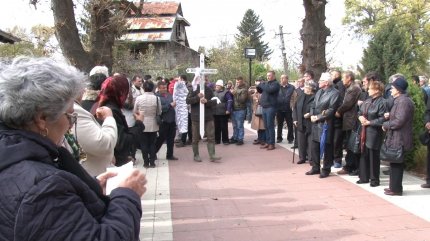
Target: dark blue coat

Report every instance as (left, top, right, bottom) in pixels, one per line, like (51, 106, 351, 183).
(0, 126, 142, 241)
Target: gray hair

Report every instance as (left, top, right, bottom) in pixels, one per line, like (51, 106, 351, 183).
(0, 56, 85, 128)
(388, 73, 404, 83)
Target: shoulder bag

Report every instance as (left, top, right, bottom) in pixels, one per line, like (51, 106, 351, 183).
(347, 124, 361, 154)
(255, 105, 263, 116)
(379, 130, 404, 163)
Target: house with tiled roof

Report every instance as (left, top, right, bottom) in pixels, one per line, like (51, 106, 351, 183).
(121, 1, 199, 70)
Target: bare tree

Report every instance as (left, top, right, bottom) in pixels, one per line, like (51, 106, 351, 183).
(33, 0, 144, 73)
(300, 0, 330, 80)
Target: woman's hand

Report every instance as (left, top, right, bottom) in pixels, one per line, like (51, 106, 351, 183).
(134, 111, 144, 122)
(95, 106, 113, 121)
(384, 112, 390, 119)
(118, 169, 147, 197)
(97, 171, 118, 195)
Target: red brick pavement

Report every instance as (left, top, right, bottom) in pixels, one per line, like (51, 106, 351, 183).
(168, 128, 430, 241)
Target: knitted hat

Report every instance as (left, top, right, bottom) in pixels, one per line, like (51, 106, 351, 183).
(215, 79, 224, 86)
(391, 77, 408, 93)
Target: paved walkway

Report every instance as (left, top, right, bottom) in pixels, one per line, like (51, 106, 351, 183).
(137, 124, 430, 241)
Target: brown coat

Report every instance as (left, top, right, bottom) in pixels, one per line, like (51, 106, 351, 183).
(251, 92, 265, 130)
(337, 83, 361, 131)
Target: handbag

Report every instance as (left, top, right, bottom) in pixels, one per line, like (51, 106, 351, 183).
(379, 131, 404, 163)
(419, 131, 430, 145)
(347, 125, 361, 154)
(155, 97, 162, 125)
(255, 105, 263, 116)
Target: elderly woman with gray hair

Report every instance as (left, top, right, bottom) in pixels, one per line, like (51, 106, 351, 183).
(0, 57, 146, 240)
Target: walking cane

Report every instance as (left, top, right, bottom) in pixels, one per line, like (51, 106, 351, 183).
(292, 125, 296, 163)
(292, 144, 296, 163)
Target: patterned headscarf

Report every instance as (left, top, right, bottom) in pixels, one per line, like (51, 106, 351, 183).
(98, 75, 130, 109)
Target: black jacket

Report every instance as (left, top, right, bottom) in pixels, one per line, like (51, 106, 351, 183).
(102, 100, 144, 165)
(277, 84, 295, 111)
(358, 96, 387, 150)
(257, 79, 280, 108)
(293, 92, 314, 133)
(310, 86, 340, 143)
(0, 125, 142, 241)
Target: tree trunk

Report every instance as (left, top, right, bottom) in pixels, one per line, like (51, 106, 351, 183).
(52, 0, 93, 72)
(52, 0, 120, 74)
(300, 0, 330, 81)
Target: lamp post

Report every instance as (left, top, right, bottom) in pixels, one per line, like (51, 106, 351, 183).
(244, 48, 256, 86)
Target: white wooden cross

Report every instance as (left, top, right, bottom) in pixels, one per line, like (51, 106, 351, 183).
(186, 53, 218, 138)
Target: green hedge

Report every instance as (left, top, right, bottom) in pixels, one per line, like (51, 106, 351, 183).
(404, 81, 426, 170)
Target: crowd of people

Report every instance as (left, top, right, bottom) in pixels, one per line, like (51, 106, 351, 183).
(2, 56, 430, 239)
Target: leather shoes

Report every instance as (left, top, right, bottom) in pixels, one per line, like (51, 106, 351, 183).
(337, 169, 349, 175)
(306, 169, 320, 175)
(319, 172, 330, 178)
(260, 144, 269, 149)
(370, 182, 380, 187)
(384, 188, 391, 192)
(356, 180, 369, 184)
(297, 160, 306, 164)
(253, 140, 260, 145)
(349, 170, 359, 176)
(276, 139, 282, 143)
(266, 144, 275, 150)
(167, 156, 178, 161)
(421, 183, 430, 188)
(384, 190, 402, 196)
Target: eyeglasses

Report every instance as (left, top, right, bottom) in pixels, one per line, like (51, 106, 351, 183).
(64, 112, 78, 126)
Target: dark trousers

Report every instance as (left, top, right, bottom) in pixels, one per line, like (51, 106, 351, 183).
(311, 140, 334, 173)
(257, 129, 266, 142)
(140, 132, 157, 165)
(155, 122, 176, 158)
(187, 113, 192, 141)
(426, 144, 430, 184)
(359, 147, 380, 184)
(276, 110, 294, 142)
(297, 129, 311, 162)
(333, 127, 344, 162)
(214, 115, 229, 144)
(389, 162, 404, 193)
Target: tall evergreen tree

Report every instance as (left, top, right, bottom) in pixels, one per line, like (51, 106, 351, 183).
(235, 9, 272, 61)
(362, 20, 411, 81)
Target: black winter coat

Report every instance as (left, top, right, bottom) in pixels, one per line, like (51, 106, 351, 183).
(102, 100, 144, 165)
(310, 86, 340, 143)
(358, 96, 387, 150)
(0, 126, 142, 241)
(293, 92, 314, 134)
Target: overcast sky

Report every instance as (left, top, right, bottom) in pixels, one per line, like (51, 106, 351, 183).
(0, 0, 366, 70)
